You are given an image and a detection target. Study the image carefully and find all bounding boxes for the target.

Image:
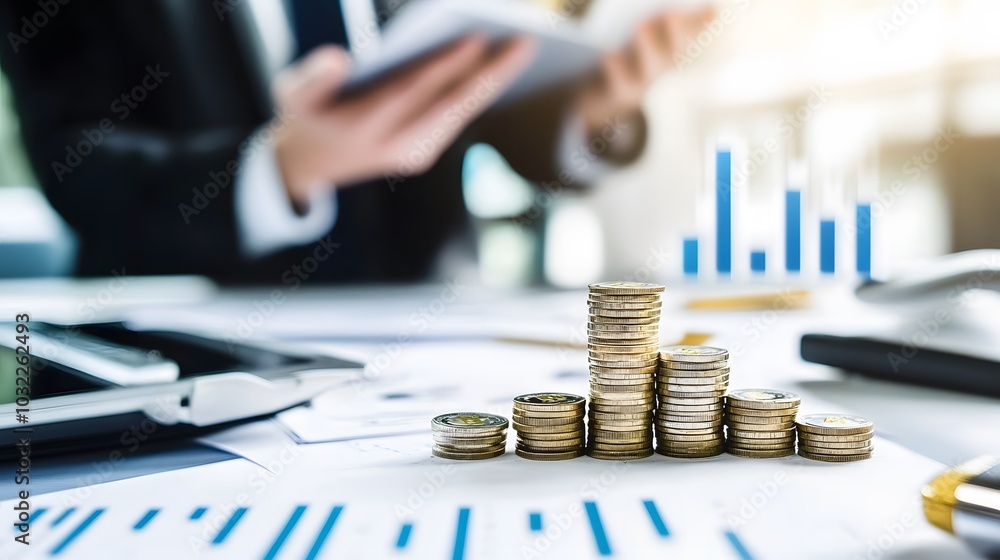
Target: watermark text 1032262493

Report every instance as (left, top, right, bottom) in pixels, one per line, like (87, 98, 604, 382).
(11, 314, 33, 546)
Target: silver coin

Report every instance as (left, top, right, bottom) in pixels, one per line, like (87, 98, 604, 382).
(659, 346, 729, 363)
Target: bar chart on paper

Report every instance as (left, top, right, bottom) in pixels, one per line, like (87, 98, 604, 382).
(12, 499, 757, 559)
(681, 148, 875, 279)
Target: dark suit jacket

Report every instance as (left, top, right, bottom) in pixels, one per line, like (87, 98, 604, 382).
(0, 0, 644, 284)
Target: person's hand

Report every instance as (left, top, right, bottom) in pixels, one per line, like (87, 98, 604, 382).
(575, 7, 715, 136)
(271, 36, 535, 206)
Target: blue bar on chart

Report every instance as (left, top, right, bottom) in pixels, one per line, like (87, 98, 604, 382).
(452, 507, 471, 560)
(51, 509, 104, 556)
(190, 507, 208, 520)
(263, 505, 307, 560)
(750, 251, 766, 273)
(583, 501, 612, 556)
(724, 530, 756, 560)
(716, 150, 732, 274)
(304, 505, 344, 560)
(856, 203, 872, 275)
(52, 508, 76, 527)
(133, 509, 160, 530)
(820, 219, 836, 274)
(396, 523, 414, 549)
(785, 190, 801, 272)
(642, 500, 670, 537)
(212, 507, 248, 545)
(529, 512, 543, 532)
(683, 238, 699, 276)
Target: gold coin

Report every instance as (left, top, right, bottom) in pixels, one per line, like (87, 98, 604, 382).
(658, 396, 724, 406)
(726, 389, 801, 410)
(516, 430, 585, 441)
(434, 441, 507, 452)
(590, 376, 654, 387)
(515, 449, 586, 461)
(726, 435, 795, 446)
(589, 282, 665, 295)
(587, 448, 654, 460)
(655, 426, 721, 436)
(589, 315, 660, 325)
(657, 412, 724, 422)
(726, 440, 795, 451)
(512, 415, 583, 426)
(797, 449, 873, 462)
(655, 447, 724, 458)
(588, 293, 662, 303)
(726, 428, 796, 439)
(588, 308, 662, 319)
(513, 421, 583, 434)
(590, 365, 657, 376)
(657, 402, 724, 413)
(659, 346, 729, 363)
(516, 435, 585, 447)
(432, 447, 506, 460)
(432, 434, 507, 446)
(588, 403, 654, 413)
(588, 301, 662, 311)
(797, 432, 874, 444)
(657, 367, 732, 378)
(726, 447, 795, 459)
(798, 443, 874, 456)
(726, 413, 797, 424)
(432, 412, 509, 434)
(796, 414, 874, 436)
(588, 429, 651, 440)
(655, 431, 724, 442)
(658, 374, 730, 386)
(511, 408, 585, 419)
(658, 359, 729, 370)
(589, 343, 660, 354)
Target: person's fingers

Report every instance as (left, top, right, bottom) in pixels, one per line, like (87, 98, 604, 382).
(393, 38, 536, 172)
(601, 50, 643, 108)
(274, 45, 351, 113)
(634, 19, 668, 84)
(364, 35, 490, 126)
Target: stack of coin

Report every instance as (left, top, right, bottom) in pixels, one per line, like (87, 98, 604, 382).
(431, 412, 508, 460)
(725, 389, 800, 458)
(654, 346, 730, 458)
(586, 282, 664, 460)
(512, 393, 586, 461)
(796, 414, 874, 462)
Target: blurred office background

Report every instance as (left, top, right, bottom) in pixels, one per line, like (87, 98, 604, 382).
(2, 0, 999, 285)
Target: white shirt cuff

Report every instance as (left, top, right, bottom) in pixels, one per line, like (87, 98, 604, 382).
(235, 131, 337, 258)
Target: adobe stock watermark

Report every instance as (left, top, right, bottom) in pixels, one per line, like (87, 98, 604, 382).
(393, 464, 457, 521)
(358, 276, 470, 387)
(728, 287, 802, 358)
(516, 115, 630, 228)
(51, 64, 170, 183)
(850, 496, 922, 560)
(886, 252, 998, 372)
(731, 84, 833, 188)
(384, 74, 503, 192)
(725, 465, 801, 529)
(189, 441, 303, 554)
(877, 0, 931, 41)
(178, 107, 295, 224)
(520, 462, 631, 558)
(674, 0, 752, 70)
(6, 0, 70, 54)
(222, 234, 341, 351)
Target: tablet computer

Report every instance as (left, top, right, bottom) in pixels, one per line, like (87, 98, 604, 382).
(0, 322, 363, 458)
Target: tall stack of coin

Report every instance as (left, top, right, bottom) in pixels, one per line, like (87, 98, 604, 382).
(655, 346, 730, 458)
(431, 412, 508, 460)
(586, 282, 664, 460)
(796, 414, 874, 462)
(512, 393, 586, 461)
(724, 389, 800, 458)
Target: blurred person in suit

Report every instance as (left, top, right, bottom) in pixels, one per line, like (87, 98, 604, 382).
(0, 0, 710, 283)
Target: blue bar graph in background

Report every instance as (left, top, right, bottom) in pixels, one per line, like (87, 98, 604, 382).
(133, 509, 160, 530)
(51, 509, 104, 556)
(683, 238, 699, 276)
(452, 507, 471, 560)
(716, 150, 732, 274)
(820, 220, 836, 274)
(750, 251, 766, 273)
(212, 507, 247, 545)
(263, 505, 307, 560)
(856, 203, 872, 275)
(396, 523, 414, 549)
(785, 190, 801, 272)
(583, 501, 612, 556)
(642, 500, 670, 538)
(529, 512, 543, 532)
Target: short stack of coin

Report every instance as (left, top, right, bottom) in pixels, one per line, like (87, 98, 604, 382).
(431, 412, 508, 460)
(586, 282, 664, 460)
(655, 346, 730, 458)
(512, 393, 586, 461)
(796, 414, 874, 462)
(725, 389, 801, 458)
